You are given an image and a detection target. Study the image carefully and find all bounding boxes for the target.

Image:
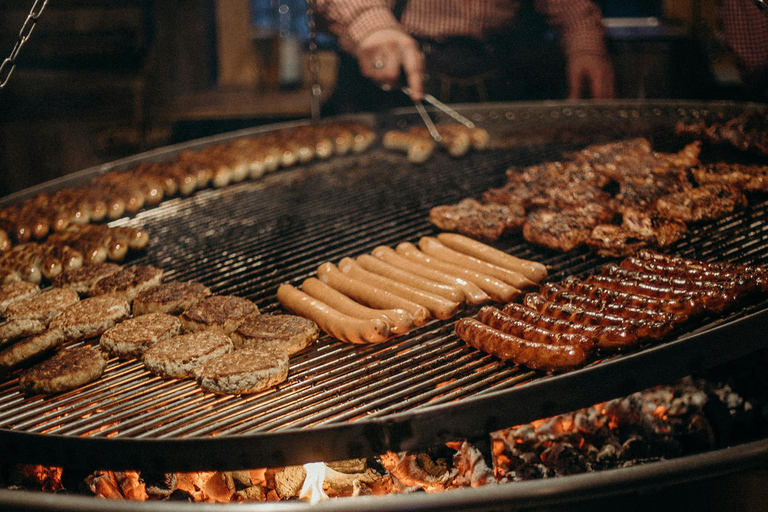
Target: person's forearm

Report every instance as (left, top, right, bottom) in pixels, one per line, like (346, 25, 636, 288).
(314, 0, 402, 55)
(535, 0, 609, 60)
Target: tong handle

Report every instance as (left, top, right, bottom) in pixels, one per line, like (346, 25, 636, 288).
(402, 87, 476, 129)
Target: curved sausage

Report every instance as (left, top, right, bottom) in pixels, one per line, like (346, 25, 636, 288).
(476, 306, 595, 354)
(0, 229, 10, 253)
(455, 318, 587, 373)
(523, 293, 674, 342)
(501, 302, 637, 350)
(418, 236, 536, 290)
(301, 277, 414, 335)
(316, 262, 431, 326)
(559, 276, 703, 317)
(356, 254, 465, 303)
(371, 245, 489, 304)
(277, 283, 390, 344)
(395, 242, 519, 302)
(539, 282, 682, 325)
(383, 130, 435, 164)
(338, 257, 460, 320)
(436, 232, 548, 283)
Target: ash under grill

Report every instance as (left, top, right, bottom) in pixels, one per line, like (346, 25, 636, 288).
(1, 101, 768, 473)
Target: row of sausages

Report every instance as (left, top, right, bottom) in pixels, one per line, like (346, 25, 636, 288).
(0, 121, 376, 249)
(383, 124, 490, 163)
(455, 249, 766, 373)
(277, 233, 548, 344)
(0, 224, 149, 285)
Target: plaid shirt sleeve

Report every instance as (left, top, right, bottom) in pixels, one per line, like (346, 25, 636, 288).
(314, 0, 402, 55)
(535, 0, 609, 59)
(721, 0, 768, 85)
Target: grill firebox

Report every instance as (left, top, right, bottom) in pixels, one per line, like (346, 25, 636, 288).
(1, 101, 768, 476)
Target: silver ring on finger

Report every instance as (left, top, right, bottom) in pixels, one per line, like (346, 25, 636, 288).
(373, 60, 385, 69)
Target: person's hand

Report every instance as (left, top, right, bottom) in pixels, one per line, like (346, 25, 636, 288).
(567, 54, 615, 99)
(357, 28, 425, 101)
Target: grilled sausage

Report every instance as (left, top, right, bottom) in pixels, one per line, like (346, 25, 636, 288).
(602, 263, 737, 311)
(559, 276, 703, 317)
(539, 282, 683, 325)
(455, 318, 588, 372)
(277, 284, 390, 344)
(523, 293, 674, 342)
(316, 262, 431, 326)
(396, 242, 519, 302)
(383, 130, 435, 164)
(620, 254, 760, 295)
(476, 306, 595, 353)
(418, 236, 536, 290)
(301, 277, 414, 335)
(501, 302, 638, 349)
(0, 229, 10, 253)
(371, 245, 488, 304)
(435, 232, 547, 283)
(356, 254, 465, 303)
(338, 257, 460, 320)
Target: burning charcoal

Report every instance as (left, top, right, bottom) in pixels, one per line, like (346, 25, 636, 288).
(143, 472, 177, 499)
(235, 485, 268, 502)
(274, 466, 305, 499)
(540, 443, 589, 476)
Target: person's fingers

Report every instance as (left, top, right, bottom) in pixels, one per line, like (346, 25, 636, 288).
(401, 45, 425, 100)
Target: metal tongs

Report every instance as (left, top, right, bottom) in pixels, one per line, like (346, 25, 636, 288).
(401, 86, 476, 144)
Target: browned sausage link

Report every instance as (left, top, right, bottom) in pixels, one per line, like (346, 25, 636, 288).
(316, 262, 431, 326)
(560, 276, 703, 317)
(372, 245, 489, 304)
(455, 318, 587, 372)
(277, 283, 390, 344)
(0, 246, 43, 284)
(523, 292, 674, 342)
(476, 306, 595, 354)
(41, 243, 83, 272)
(356, 253, 465, 303)
(301, 277, 414, 335)
(0, 216, 31, 245)
(621, 255, 760, 296)
(634, 249, 768, 290)
(539, 282, 683, 325)
(501, 302, 636, 349)
(339, 257, 460, 320)
(596, 265, 733, 313)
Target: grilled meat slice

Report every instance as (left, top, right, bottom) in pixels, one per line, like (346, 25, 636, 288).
(691, 162, 768, 193)
(18, 345, 107, 395)
(523, 203, 615, 252)
(675, 110, 768, 157)
(586, 224, 650, 258)
(429, 198, 526, 242)
(655, 183, 748, 223)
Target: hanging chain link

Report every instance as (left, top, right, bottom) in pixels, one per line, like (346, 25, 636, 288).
(305, 0, 322, 121)
(0, 0, 49, 89)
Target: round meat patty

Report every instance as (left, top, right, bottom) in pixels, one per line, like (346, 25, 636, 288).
(230, 314, 319, 355)
(0, 328, 67, 373)
(18, 345, 108, 395)
(132, 281, 212, 316)
(180, 295, 260, 335)
(51, 262, 122, 296)
(0, 318, 46, 346)
(100, 313, 182, 359)
(49, 295, 131, 341)
(90, 265, 164, 304)
(0, 281, 40, 316)
(142, 331, 233, 379)
(194, 347, 289, 395)
(4, 288, 80, 325)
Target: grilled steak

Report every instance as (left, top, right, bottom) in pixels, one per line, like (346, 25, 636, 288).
(691, 162, 768, 193)
(429, 198, 526, 242)
(523, 204, 615, 252)
(655, 183, 748, 223)
(675, 109, 768, 157)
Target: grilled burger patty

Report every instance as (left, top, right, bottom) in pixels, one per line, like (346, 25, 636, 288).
(194, 346, 289, 395)
(100, 312, 182, 359)
(4, 288, 80, 325)
(230, 314, 319, 354)
(132, 281, 212, 316)
(18, 345, 108, 395)
(142, 331, 233, 379)
(0, 281, 40, 316)
(180, 295, 260, 335)
(90, 265, 164, 303)
(49, 295, 131, 341)
(51, 262, 122, 296)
